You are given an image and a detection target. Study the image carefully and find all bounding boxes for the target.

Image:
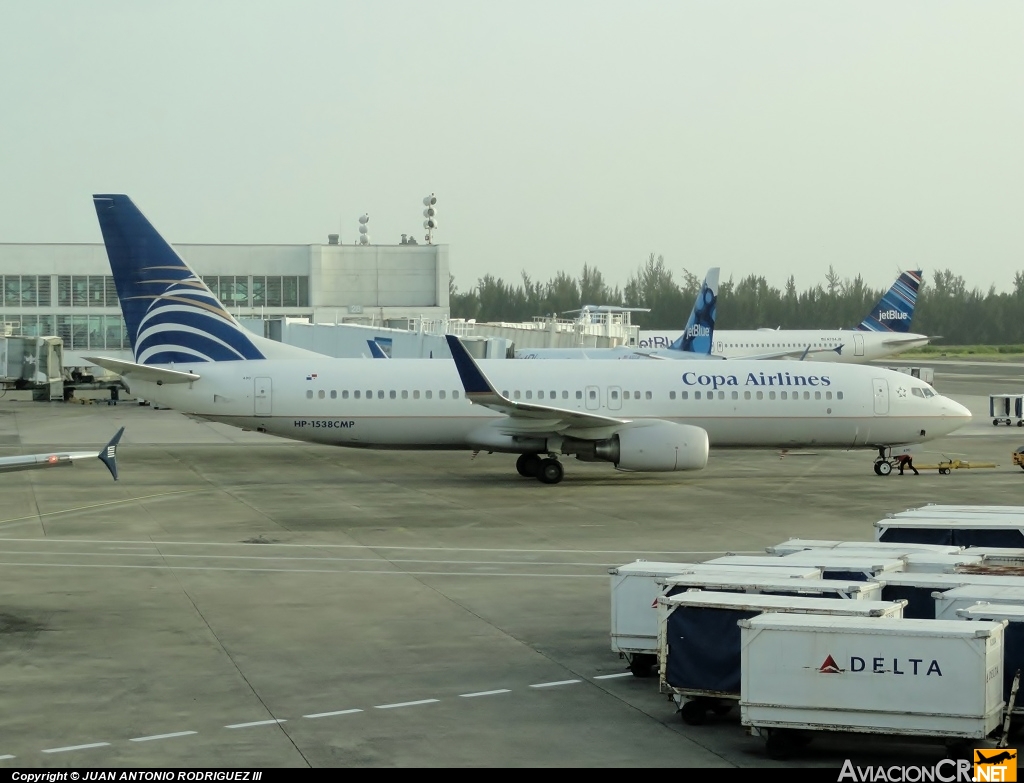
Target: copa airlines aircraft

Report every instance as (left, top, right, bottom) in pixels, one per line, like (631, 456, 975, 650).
(85, 195, 970, 485)
(638, 270, 930, 362)
(0, 428, 123, 479)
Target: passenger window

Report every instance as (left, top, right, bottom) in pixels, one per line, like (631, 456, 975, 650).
(537, 391, 544, 399)
(330, 390, 337, 399)
(744, 391, 751, 400)
(589, 390, 596, 400)
(814, 391, 821, 400)
(390, 390, 397, 399)
(413, 390, 420, 399)
(306, 390, 313, 399)
(825, 391, 832, 400)
(576, 391, 583, 400)
(366, 390, 372, 399)
(646, 391, 652, 400)
(781, 391, 788, 400)
(695, 391, 702, 400)
(502, 391, 509, 397)
(401, 390, 408, 399)
(717, 391, 724, 400)
(769, 391, 776, 400)
(514, 391, 521, 400)
(439, 390, 446, 399)
(803, 391, 810, 400)
(837, 391, 844, 400)
(634, 391, 641, 400)
(377, 390, 384, 399)
(342, 390, 349, 399)
(731, 391, 738, 400)
(756, 391, 763, 400)
(611, 390, 619, 400)
(670, 391, 676, 400)
(526, 391, 533, 399)
(562, 391, 568, 399)
(681, 391, 688, 400)
(426, 391, 432, 399)
(453, 390, 460, 399)
(318, 390, 325, 399)
(354, 390, 361, 399)
(550, 391, 556, 399)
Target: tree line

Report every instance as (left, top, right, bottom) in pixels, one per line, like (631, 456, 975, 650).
(449, 254, 1024, 345)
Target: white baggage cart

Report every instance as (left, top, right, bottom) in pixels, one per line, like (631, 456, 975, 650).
(934, 585, 1024, 620)
(740, 614, 1006, 760)
(900, 552, 984, 573)
(956, 603, 1024, 715)
(882, 572, 1024, 619)
(658, 591, 904, 725)
(989, 393, 1024, 426)
(766, 538, 963, 556)
(608, 561, 820, 677)
(875, 517, 1024, 548)
(704, 553, 905, 581)
(659, 574, 882, 601)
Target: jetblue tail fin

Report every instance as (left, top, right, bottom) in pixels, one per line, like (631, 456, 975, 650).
(367, 340, 390, 359)
(670, 268, 719, 354)
(92, 195, 315, 364)
(855, 271, 922, 333)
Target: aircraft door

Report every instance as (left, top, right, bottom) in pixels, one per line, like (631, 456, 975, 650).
(854, 333, 865, 357)
(254, 377, 272, 416)
(585, 385, 600, 411)
(608, 386, 622, 411)
(872, 378, 889, 415)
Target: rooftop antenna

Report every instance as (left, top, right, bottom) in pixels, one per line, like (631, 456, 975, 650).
(358, 213, 370, 245)
(423, 194, 438, 244)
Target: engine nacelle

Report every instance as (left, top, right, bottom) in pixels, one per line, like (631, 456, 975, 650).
(589, 422, 709, 472)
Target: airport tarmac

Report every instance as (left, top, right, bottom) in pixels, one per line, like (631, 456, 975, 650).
(0, 360, 1021, 768)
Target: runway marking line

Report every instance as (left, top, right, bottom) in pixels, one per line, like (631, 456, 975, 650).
(41, 742, 110, 753)
(129, 731, 197, 742)
(224, 719, 286, 729)
(529, 679, 581, 688)
(459, 689, 511, 698)
(593, 673, 633, 680)
(302, 709, 363, 719)
(374, 699, 439, 710)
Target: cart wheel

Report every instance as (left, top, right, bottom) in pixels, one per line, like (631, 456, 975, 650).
(878, 461, 892, 476)
(940, 467, 951, 475)
(628, 654, 655, 678)
(711, 702, 733, 716)
(1018, 421, 1023, 428)
(765, 731, 795, 760)
(680, 699, 708, 725)
(995, 420, 1001, 426)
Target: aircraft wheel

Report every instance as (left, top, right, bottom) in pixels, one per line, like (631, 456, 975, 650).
(537, 458, 564, 485)
(877, 461, 892, 476)
(873, 461, 883, 476)
(516, 453, 542, 478)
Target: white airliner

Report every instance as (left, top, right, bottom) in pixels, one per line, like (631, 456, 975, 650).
(85, 195, 970, 485)
(638, 271, 930, 362)
(0, 428, 123, 479)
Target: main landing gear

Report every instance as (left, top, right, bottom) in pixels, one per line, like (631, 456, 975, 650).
(516, 453, 564, 485)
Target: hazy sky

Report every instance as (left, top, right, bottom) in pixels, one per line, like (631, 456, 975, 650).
(1, 2, 1021, 295)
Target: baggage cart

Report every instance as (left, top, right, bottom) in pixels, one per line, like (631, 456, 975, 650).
(881, 572, 1024, 619)
(704, 553, 904, 581)
(989, 394, 1024, 426)
(933, 585, 1024, 620)
(956, 603, 1024, 715)
(658, 574, 882, 601)
(657, 591, 905, 725)
(900, 552, 984, 573)
(766, 538, 962, 556)
(740, 614, 1006, 760)
(875, 517, 1024, 548)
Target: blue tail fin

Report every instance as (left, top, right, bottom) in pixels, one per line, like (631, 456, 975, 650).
(855, 271, 923, 333)
(93, 194, 267, 364)
(670, 268, 719, 354)
(367, 340, 390, 359)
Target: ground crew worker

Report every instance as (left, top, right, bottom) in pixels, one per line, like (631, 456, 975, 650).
(897, 453, 919, 475)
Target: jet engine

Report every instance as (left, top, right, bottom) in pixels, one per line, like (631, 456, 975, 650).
(569, 422, 709, 472)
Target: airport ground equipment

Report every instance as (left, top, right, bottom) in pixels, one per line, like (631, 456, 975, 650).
(608, 561, 820, 677)
(901, 504, 1024, 516)
(657, 591, 905, 726)
(915, 458, 999, 474)
(875, 517, 1024, 548)
(704, 553, 905, 581)
(880, 572, 1024, 619)
(739, 614, 1006, 760)
(990, 394, 1024, 426)
(659, 575, 882, 601)
(766, 539, 963, 556)
(900, 552, 985, 573)
(933, 585, 1024, 621)
(1014, 447, 1024, 471)
(956, 604, 1024, 717)
(885, 366, 935, 385)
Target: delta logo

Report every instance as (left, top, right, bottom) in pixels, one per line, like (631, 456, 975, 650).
(816, 654, 943, 676)
(975, 749, 1017, 782)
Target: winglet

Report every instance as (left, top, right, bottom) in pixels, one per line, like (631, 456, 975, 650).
(97, 427, 124, 481)
(366, 340, 389, 359)
(445, 335, 496, 396)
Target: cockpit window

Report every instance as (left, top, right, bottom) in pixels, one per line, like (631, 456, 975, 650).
(912, 388, 925, 398)
(923, 388, 935, 397)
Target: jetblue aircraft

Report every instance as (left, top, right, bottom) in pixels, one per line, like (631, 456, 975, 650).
(638, 270, 930, 362)
(85, 195, 970, 485)
(0, 428, 123, 479)
(514, 269, 721, 360)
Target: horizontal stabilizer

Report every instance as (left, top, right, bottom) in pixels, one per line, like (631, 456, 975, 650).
(84, 356, 200, 384)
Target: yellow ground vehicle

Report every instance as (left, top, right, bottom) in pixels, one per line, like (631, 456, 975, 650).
(1013, 447, 1024, 471)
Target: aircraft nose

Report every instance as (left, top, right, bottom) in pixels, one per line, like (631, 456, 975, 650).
(941, 397, 972, 422)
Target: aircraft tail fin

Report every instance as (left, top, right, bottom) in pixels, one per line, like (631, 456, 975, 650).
(367, 340, 390, 359)
(855, 270, 923, 333)
(670, 268, 719, 353)
(92, 195, 317, 365)
(97, 427, 124, 481)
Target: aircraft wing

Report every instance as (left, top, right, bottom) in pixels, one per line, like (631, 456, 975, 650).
(84, 356, 200, 384)
(0, 427, 124, 480)
(445, 335, 630, 431)
(880, 335, 932, 346)
(739, 345, 845, 361)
